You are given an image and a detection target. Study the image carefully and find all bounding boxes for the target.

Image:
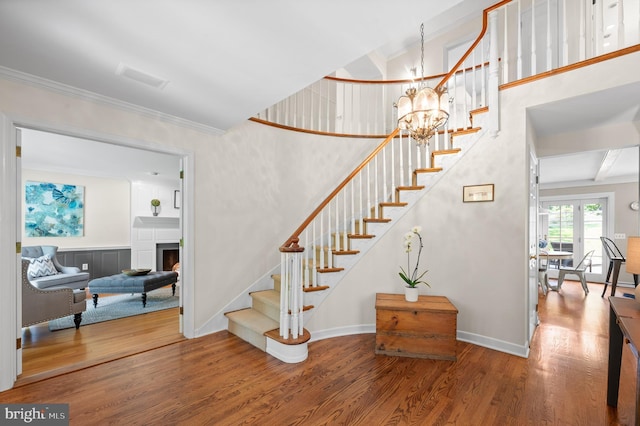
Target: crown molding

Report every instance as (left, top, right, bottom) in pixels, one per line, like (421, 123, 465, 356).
(0, 66, 225, 136)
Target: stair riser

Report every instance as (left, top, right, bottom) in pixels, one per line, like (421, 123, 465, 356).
(228, 320, 267, 351)
(252, 297, 280, 323)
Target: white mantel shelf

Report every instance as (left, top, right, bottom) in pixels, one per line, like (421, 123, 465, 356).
(133, 216, 179, 228)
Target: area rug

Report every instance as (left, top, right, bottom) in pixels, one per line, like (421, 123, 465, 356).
(48, 286, 179, 331)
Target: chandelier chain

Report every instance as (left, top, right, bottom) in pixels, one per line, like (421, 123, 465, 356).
(420, 23, 425, 86)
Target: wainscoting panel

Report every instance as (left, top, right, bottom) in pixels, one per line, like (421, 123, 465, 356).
(57, 248, 131, 280)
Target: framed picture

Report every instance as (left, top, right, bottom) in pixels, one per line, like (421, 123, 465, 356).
(25, 180, 85, 237)
(174, 190, 181, 209)
(463, 184, 494, 203)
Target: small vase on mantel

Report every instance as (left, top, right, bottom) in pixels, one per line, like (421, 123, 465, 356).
(405, 286, 419, 302)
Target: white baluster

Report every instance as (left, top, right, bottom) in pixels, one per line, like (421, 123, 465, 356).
(462, 63, 468, 130)
(546, 0, 552, 71)
(335, 193, 339, 252)
(319, 210, 324, 270)
(579, 0, 586, 61)
(358, 172, 363, 235)
(503, 5, 510, 84)
(366, 163, 371, 220)
(618, 0, 626, 49)
(350, 180, 355, 238)
(342, 189, 347, 251)
(303, 230, 309, 288)
(327, 201, 332, 269)
(481, 36, 487, 107)
(399, 132, 405, 187)
(517, 0, 523, 79)
(595, 0, 603, 56)
(382, 143, 388, 203)
(312, 220, 317, 288)
(391, 136, 396, 193)
(374, 155, 379, 217)
(531, 0, 537, 76)
(452, 71, 458, 132)
(562, 0, 569, 66)
(489, 8, 501, 138)
(407, 138, 412, 185)
(471, 48, 477, 112)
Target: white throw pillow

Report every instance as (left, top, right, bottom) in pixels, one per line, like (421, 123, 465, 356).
(26, 254, 59, 278)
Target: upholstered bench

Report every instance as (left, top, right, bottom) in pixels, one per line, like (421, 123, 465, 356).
(88, 271, 178, 308)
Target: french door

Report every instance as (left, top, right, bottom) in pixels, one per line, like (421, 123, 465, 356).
(540, 196, 609, 283)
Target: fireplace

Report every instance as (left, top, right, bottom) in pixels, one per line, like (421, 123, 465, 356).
(156, 243, 179, 271)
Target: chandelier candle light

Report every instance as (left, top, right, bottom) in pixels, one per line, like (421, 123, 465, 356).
(396, 23, 449, 146)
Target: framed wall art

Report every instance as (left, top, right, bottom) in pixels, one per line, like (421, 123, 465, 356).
(25, 181, 85, 237)
(463, 184, 494, 203)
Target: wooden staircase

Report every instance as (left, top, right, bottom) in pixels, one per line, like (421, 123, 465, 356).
(225, 108, 488, 362)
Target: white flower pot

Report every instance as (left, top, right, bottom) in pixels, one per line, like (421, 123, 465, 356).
(405, 286, 419, 302)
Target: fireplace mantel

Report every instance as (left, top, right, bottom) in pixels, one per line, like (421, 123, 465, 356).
(133, 216, 179, 229)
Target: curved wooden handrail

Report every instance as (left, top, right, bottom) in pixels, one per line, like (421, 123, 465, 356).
(324, 61, 491, 86)
(436, 0, 512, 90)
(249, 117, 392, 139)
(280, 128, 400, 251)
(279, 0, 512, 251)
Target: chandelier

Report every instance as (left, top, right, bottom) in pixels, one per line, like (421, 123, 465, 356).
(396, 23, 449, 146)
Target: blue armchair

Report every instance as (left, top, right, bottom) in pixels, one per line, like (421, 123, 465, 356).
(21, 245, 89, 290)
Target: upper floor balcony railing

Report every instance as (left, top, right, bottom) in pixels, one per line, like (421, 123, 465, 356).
(255, 0, 640, 138)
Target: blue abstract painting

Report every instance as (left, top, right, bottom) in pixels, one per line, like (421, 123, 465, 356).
(25, 181, 84, 237)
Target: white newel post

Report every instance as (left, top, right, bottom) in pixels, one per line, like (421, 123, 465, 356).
(280, 242, 304, 339)
(488, 9, 500, 138)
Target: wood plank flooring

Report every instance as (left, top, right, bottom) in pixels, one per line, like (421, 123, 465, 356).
(3, 279, 638, 425)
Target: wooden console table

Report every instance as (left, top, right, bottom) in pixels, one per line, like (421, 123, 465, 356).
(375, 293, 458, 360)
(608, 296, 640, 425)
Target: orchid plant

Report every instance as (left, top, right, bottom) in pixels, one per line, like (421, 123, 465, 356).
(399, 226, 430, 288)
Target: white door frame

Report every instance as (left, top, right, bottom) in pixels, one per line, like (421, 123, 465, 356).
(0, 116, 195, 391)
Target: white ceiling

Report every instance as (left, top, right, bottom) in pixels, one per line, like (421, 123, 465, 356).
(0, 0, 492, 133)
(4, 1, 638, 187)
(530, 82, 640, 187)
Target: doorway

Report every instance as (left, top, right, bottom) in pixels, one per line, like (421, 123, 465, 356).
(15, 125, 192, 382)
(540, 194, 613, 283)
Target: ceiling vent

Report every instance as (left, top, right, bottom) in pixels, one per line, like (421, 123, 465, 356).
(116, 63, 169, 89)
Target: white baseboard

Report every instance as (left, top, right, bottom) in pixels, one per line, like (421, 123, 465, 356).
(456, 331, 529, 358)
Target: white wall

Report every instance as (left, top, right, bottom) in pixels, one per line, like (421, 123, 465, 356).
(0, 76, 378, 333)
(386, 15, 483, 79)
(21, 169, 130, 249)
(307, 49, 640, 356)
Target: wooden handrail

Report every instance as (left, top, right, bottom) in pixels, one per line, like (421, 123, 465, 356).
(324, 62, 491, 86)
(279, 1, 512, 251)
(280, 128, 399, 250)
(436, 0, 512, 90)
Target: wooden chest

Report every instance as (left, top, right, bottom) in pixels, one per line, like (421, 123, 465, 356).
(375, 293, 458, 360)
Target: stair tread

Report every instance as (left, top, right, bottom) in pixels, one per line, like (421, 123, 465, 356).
(251, 289, 280, 302)
(380, 202, 407, 207)
(363, 218, 391, 223)
(415, 168, 443, 173)
(396, 186, 425, 191)
(226, 308, 279, 333)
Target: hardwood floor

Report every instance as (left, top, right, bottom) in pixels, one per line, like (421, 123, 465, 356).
(3, 279, 638, 425)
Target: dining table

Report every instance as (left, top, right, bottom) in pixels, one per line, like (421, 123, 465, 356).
(539, 251, 573, 291)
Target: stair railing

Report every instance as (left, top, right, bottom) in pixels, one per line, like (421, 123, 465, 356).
(276, 0, 640, 339)
(257, 0, 640, 139)
(276, 2, 503, 340)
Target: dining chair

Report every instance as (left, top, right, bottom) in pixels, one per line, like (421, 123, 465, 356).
(600, 236, 639, 297)
(557, 250, 595, 295)
(538, 251, 550, 296)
